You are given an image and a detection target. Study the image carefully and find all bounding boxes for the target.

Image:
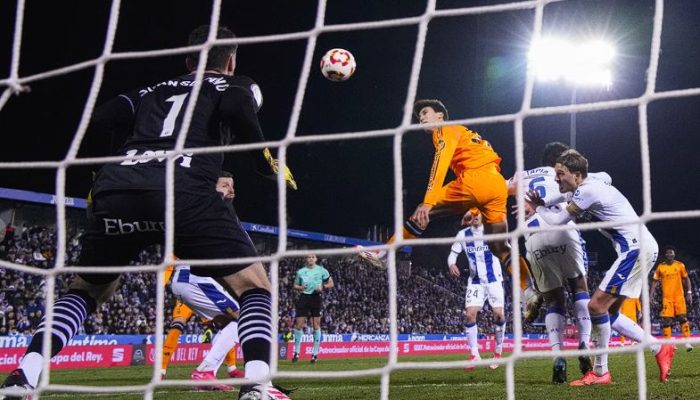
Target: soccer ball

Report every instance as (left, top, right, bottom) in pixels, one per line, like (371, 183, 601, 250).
(320, 48, 356, 82)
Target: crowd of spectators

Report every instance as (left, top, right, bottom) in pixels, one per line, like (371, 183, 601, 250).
(1, 224, 699, 337)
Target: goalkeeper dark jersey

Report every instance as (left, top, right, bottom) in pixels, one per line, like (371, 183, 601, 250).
(91, 72, 267, 196)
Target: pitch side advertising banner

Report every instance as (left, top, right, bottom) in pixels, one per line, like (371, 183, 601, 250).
(0, 345, 132, 372)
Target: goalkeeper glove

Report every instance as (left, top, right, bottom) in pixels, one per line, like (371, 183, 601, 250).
(263, 148, 298, 190)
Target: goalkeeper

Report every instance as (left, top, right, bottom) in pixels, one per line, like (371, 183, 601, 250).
(1, 25, 294, 400)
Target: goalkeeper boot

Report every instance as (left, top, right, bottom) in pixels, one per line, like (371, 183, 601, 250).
(310, 355, 318, 364)
(238, 384, 293, 400)
(655, 343, 676, 383)
(0, 368, 34, 400)
(291, 352, 299, 363)
(577, 341, 593, 375)
(569, 371, 612, 386)
(356, 246, 386, 269)
(552, 357, 567, 384)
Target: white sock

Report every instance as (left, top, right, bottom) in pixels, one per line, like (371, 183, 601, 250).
(610, 313, 660, 353)
(591, 313, 611, 375)
(19, 352, 43, 387)
(227, 365, 238, 373)
(197, 322, 238, 372)
(494, 322, 506, 354)
(574, 295, 592, 348)
(545, 308, 566, 352)
(465, 323, 479, 357)
(245, 360, 271, 385)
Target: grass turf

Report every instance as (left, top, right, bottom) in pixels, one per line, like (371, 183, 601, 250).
(31, 350, 698, 400)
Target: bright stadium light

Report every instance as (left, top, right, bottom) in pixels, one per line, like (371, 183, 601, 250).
(528, 37, 616, 148)
(528, 37, 615, 88)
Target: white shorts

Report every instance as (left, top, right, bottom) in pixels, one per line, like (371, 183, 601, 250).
(171, 267, 240, 321)
(599, 242, 658, 298)
(525, 224, 587, 293)
(465, 281, 505, 309)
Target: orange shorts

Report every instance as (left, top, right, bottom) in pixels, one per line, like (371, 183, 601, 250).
(620, 298, 641, 323)
(661, 296, 687, 318)
(431, 164, 507, 224)
(171, 299, 194, 321)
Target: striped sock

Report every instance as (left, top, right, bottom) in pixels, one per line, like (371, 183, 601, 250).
(21, 290, 95, 387)
(238, 288, 272, 383)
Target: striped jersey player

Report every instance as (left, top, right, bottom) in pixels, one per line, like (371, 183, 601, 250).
(447, 213, 506, 370)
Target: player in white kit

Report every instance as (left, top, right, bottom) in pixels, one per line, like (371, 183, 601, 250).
(508, 142, 595, 383)
(525, 149, 675, 386)
(448, 213, 506, 371)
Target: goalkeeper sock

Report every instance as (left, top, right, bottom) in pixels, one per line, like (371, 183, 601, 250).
(573, 292, 592, 348)
(503, 255, 531, 290)
(590, 313, 611, 375)
(663, 326, 672, 338)
(312, 329, 322, 356)
(162, 322, 184, 371)
(238, 289, 272, 384)
(386, 221, 424, 246)
(682, 321, 691, 337)
(545, 307, 566, 352)
(21, 290, 96, 387)
(225, 344, 238, 370)
(197, 321, 238, 372)
(294, 328, 303, 354)
(465, 322, 479, 357)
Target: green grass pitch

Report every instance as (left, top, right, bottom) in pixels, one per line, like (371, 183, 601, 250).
(34, 350, 698, 399)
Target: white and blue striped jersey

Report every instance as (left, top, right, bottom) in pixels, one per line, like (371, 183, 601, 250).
(571, 177, 656, 255)
(448, 224, 503, 284)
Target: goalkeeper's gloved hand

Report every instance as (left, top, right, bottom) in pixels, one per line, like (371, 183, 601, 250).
(263, 148, 298, 190)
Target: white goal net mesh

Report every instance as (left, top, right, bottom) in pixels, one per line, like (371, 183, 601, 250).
(1, 0, 699, 399)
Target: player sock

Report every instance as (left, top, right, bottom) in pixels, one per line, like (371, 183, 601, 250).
(610, 312, 645, 343)
(682, 321, 691, 337)
(238, 288, 272, 384)
(545, 307, 566, 351)
(503, 255, 531, 291)
(663, 326, 672, 338)
(465, 322, 479, 357)
(21, 290, 96, 387)
(494, 321, 506, 354)
(590, 313, 611, 375)
(294, 328, 303, 354)
(312, 329, 322, 356)
(162, 322, 184, 370)
(225, 344, 238, 370)
(573, 292, 592, 347)
(197, 321, 238, 372)
(403, 220, 425, 238)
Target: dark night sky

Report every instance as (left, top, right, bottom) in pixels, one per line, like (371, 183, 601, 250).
(1, 0, 698, 262)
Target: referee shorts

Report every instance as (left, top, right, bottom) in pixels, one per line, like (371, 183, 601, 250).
(78, 190, 258, 284)
(295, 294, 323, 318)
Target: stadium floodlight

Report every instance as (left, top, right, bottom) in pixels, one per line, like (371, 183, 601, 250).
(528, 37, 615, 148)
(528, 37, 615, 88)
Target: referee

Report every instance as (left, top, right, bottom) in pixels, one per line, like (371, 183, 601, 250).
(292, 254, 334, 363)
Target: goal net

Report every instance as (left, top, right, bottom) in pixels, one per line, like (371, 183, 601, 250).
(1, 0, 699, 399)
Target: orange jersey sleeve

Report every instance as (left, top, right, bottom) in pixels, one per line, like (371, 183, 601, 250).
(656, 261, 686, 298)
(163, 265, 175, 285)
(422, 125, 502, 205)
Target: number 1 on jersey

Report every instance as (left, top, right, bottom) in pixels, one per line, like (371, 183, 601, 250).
(160, 93, 189, 137)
